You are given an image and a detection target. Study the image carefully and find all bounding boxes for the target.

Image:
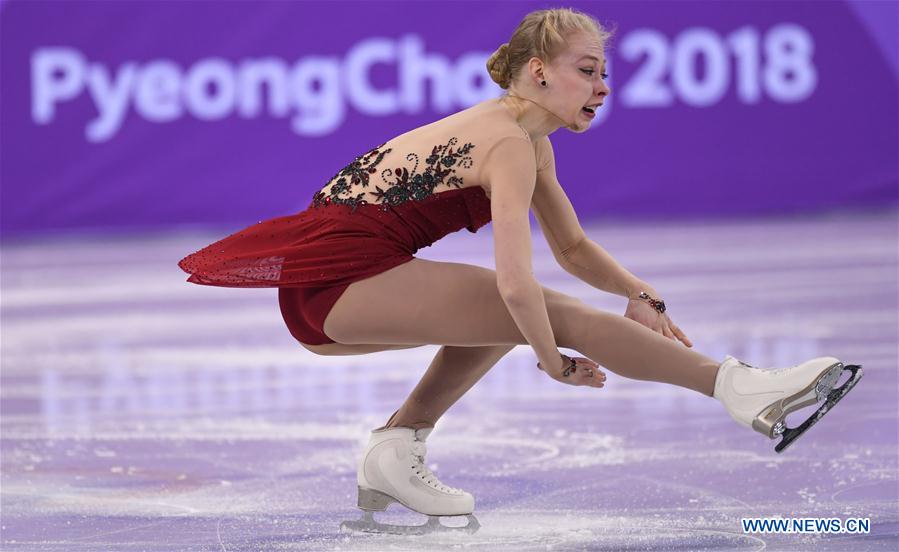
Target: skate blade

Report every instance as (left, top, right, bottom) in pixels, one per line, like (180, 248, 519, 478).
(771, 364, 863, 454)
(339, 510, 480, 535)
(752, 361, 843, 438)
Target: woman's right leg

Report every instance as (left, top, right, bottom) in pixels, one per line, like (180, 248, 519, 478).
(323, 258, 722, 397)
(378, 343, 517, 430)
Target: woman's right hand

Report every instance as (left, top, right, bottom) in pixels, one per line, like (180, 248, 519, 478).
(538, 353, 606, 388)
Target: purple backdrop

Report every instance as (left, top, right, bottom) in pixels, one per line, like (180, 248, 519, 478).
(1, 0, 896, 236)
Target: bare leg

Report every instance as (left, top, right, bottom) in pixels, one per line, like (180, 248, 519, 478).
(571, 309, 720, 396)
(324, 259, 721, 400)
(374, 344, 516, 430)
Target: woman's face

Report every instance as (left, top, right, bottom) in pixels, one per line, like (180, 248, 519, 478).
(543, 32, 610, 133)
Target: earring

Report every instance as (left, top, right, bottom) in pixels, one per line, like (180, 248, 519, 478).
(541, 80, 546, 86)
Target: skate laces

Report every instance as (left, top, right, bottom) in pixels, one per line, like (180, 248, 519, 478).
(409, 441, 462, 495)
(736, 358, 790, 377)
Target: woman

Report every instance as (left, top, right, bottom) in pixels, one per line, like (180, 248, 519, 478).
(179, 7, 860, 534)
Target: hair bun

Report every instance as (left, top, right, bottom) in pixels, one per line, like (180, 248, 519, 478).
(487, 42, 512, 89)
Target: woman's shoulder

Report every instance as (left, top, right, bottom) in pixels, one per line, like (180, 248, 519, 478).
(474, 123, 542, 183)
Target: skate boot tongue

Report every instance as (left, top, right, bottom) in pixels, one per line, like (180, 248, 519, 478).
(410, 428, 432, 463)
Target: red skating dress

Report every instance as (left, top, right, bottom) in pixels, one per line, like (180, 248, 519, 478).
(178, 137, 492, 345)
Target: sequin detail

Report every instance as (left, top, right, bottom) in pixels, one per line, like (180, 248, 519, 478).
(311, 137, 475, 213)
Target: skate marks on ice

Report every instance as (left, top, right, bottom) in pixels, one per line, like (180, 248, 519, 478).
(334, 511, 769, 551)
(3, 406, 893, 550)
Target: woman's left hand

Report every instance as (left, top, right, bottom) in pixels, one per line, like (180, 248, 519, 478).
(624, 295, 693, 348)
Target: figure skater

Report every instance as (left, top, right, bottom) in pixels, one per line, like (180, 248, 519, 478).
(178, 7, 861, 535)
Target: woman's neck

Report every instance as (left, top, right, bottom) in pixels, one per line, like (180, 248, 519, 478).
(497, 93, 564, 141)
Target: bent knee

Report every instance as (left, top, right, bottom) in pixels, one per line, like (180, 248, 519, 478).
(540, 289, 594, 349)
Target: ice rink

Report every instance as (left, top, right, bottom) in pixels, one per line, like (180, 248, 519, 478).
(1, 209, 896, 550)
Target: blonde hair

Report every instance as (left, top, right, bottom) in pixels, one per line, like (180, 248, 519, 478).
(486, 7, 614, 90)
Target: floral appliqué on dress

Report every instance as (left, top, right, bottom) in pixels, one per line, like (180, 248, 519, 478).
(311, 137, 475, 213)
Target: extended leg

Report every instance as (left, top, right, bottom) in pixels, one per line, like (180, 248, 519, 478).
(569, 309, 721, 396)
(325, 258, 721, 397)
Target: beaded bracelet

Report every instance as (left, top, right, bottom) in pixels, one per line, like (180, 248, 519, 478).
(536, 353, 578, 377)
(633, 291, 666, 314)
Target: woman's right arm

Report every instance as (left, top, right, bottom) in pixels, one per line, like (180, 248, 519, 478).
(482, 135, 566, 376)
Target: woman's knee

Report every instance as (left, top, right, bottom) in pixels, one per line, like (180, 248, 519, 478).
(567, 305, 649, 349)
(542, 288, 594, 350)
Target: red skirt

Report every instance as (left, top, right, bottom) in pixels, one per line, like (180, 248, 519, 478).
(178, 186, 491, 346)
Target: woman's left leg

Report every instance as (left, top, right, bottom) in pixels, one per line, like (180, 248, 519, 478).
(378, 344, 516, 430)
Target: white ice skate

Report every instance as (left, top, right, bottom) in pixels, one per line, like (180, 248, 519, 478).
(713, 355, 862, 453)
(339, 426, 479, 535)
